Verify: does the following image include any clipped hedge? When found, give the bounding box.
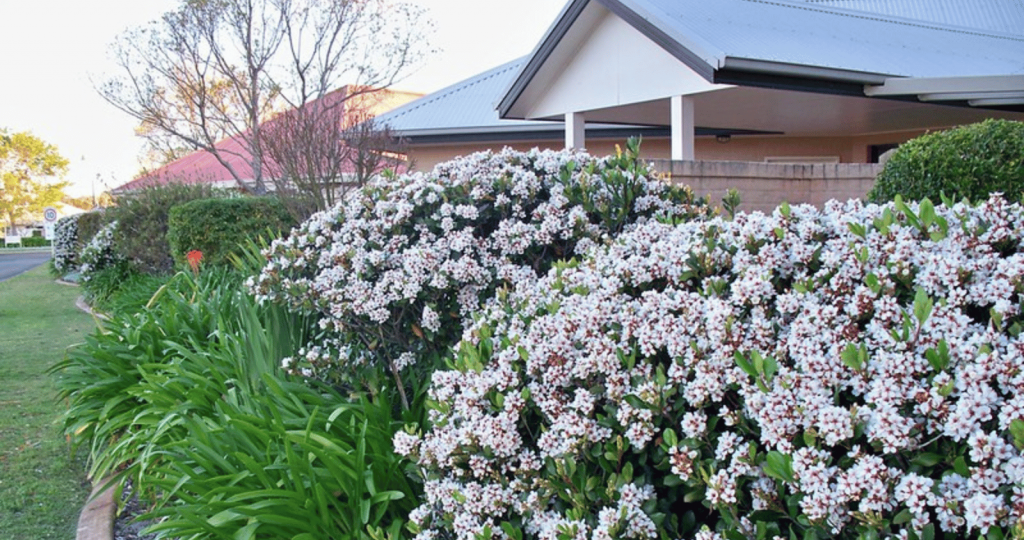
[20,236,50,247]
[109,183,219,274]
[167,196,295,267]
[869,119,1024,203]
[402,195,1024,540]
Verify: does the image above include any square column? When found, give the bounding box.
[670,95,695,161]
[565,111,586,150]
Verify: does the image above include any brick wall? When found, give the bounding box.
[648,159,883,214]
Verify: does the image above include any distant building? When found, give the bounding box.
[114,86,422,193]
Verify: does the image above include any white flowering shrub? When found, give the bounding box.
[79,220,122,282]
[53,214,80,273]
[249,141,713,387]
[401,195,1024,540]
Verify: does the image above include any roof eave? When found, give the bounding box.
[722,57,892,85]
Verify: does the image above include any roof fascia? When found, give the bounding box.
[865,75,1024,96]
[713,69,890,98]
[723,58,891,85]
[497,0,593,118]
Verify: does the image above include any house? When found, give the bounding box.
[375,0,1024,209]
[114,86,422,193]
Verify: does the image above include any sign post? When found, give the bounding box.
[43,206,58,256]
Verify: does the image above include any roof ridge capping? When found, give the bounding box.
[745,0,1024,43]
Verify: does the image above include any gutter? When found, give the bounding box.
[721,57,892,85]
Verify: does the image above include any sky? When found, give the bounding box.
[0,0,565,197]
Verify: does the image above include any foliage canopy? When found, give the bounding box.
[0,128,69,231]
[868,119,1024,203]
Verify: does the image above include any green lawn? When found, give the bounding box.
[0,264,95,538]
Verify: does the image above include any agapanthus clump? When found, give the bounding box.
[401,195,1024,540]
[249,140,713,394]
[78,220,122,282]
[53,213,80,274]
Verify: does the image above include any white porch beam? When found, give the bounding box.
[565,111,586,150]
[969,97,1024,107]
[670,95,695,161]
[919,90,1024,102]
[864,74,1024,97]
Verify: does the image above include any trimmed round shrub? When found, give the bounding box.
[401,196,1024,540]
[869,119,1024,203]
[109,183,219,274]
[249,142,714,386]
[167,196,295,267]
[53,214,80,273]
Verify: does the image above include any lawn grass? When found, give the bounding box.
[0,264,96,538]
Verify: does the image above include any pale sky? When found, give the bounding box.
[0,0,565,197]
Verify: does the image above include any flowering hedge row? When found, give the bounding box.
[53,214,79,273]
[79,220,122,282]
[250,142,713,387]
[399,195,1024,540]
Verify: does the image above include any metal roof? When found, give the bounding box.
[625,0,1024,77]
[373,57,678,142]
[499,0,1024,118]
[372,58,559,138]
[801,0,1024,36]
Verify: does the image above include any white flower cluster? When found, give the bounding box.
[53,214,80,273]
[249,145,709,379]
[78,220,122,282]
[402,196,1024,539]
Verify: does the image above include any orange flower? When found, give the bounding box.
[186,250,203,273]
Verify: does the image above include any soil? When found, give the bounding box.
[114,482,158,540]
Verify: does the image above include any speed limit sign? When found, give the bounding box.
[43,206,58,222]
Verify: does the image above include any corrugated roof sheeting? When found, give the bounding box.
[801,0,1024,35]
[628,0,1024,77]
[375,58,556,133]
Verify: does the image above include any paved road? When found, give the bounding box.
[0,251,52,282]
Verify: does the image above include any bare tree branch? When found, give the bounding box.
[258,86,409,221]
[98,0,430,195]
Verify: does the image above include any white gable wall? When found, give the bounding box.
[519,2,728,121]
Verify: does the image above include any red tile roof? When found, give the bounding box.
[116,86,422,192]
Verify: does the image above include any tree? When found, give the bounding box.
[0,129,69,232]
[258,86,408,220]
[99,0,430,195]
[64,193,113,210]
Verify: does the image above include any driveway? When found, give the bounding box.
[0,251,52,282]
